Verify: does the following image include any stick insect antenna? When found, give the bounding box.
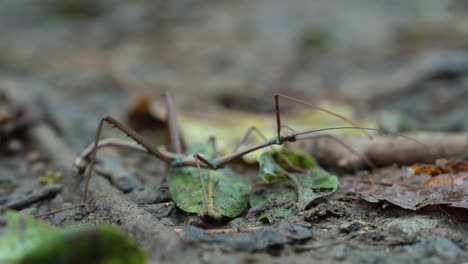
[274,93,373,141]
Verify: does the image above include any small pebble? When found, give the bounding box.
[8,139,23,152]
[26,151,41,163]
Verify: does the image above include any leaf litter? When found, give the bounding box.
[341,160,468,217]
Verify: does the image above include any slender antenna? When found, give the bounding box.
[232,126,270,153]
[165,91,182,154]
[274,93,373,140]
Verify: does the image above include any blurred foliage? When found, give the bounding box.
[0,211,145,264]
[297,27,332,53]
[37,170,63,185]
[397,22,465,53]
[51,0,99,18]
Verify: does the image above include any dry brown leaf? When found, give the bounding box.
[341,168,468,218]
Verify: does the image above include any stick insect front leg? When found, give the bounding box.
[79,91,186,204]
[81,116,175,204]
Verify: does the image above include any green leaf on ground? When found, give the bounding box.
[0,211,145,264]
[274,151,318,171]
[290,167,338,210]
[251,150,338,221]
[169,166,251,219]
[0,211,55,263]
[168,139,251,219]
[258,151,288,182]
[185,140,217,159]
[249,187,297,223]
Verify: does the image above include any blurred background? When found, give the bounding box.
[1,0,468,151]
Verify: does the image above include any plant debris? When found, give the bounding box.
[37,170,64,185]
[341,163,468,219]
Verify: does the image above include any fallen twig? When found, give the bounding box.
[174,226,264,234]
[0,184,62,211]
[288,132,468,169]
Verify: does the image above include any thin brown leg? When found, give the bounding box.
[231,126,309,173]
[274,93,372,140]
[193,153,216,169]
[232,126,269,153]
[82,116,172,203]
[280,124,296,134]
[74,138,149,172]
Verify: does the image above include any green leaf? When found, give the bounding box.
[290,167,338,210]
[253,150,338,218]
[168,167,251,219]
[257,151,288,182]
[21,226,145,264]
[0,211,56,263]
[249,189,296,208]
[0,211,145,264]
[249,187,297,223]
[185,140,217,159]
[258,208,295,223]
[275,151,318,171]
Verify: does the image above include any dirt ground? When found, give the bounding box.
[0,1,467,263]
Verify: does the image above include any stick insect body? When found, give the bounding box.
[75,92,431,214]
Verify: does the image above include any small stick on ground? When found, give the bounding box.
[0,184,63,211]
[173,226,264,234]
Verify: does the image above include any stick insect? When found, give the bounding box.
[72,92,431,219]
